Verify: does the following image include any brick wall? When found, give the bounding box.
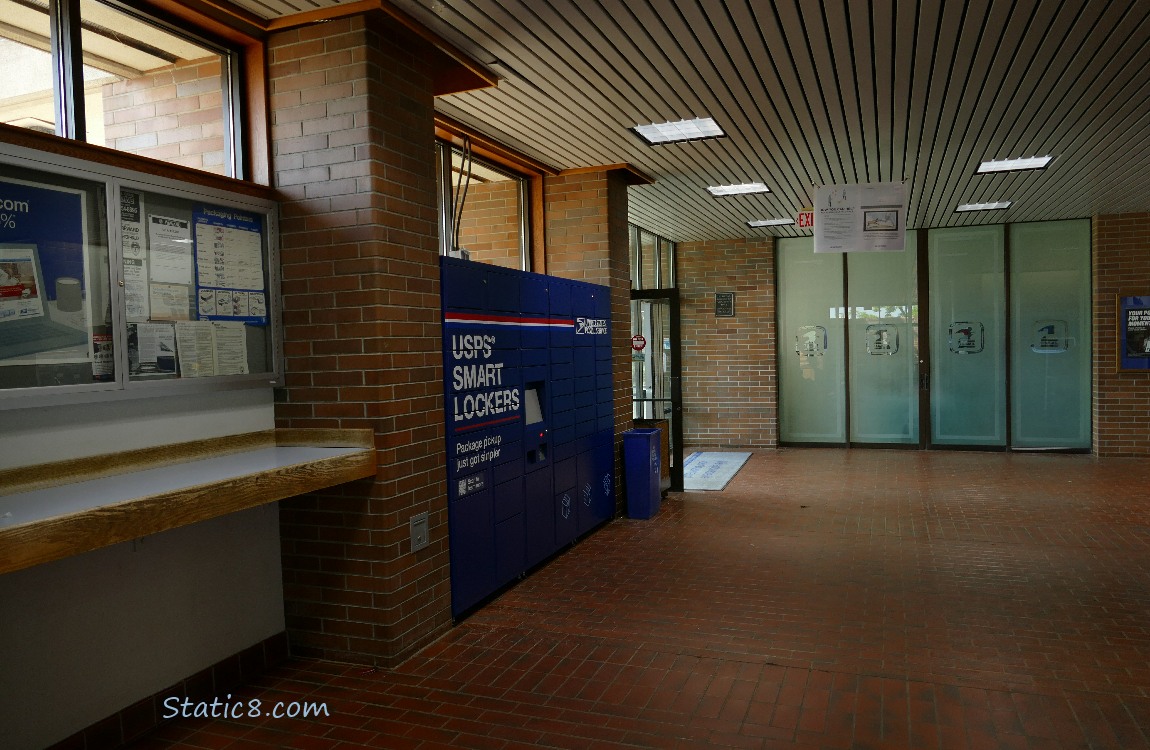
[455,179,521,268]
[677,237,777,448]
[545,169,633,509]
[101,57,226,174]
[1092,212,1150,457]
[269,14,449,667]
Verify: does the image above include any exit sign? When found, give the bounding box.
[797,210,814,229]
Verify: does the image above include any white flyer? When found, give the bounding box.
[148,215,193,284]
[814,182,906,253]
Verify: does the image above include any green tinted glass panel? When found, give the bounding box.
[847,234,919,443]
[929,226,1006,445]
[778,237,846,443]
[1010,220,1091,448]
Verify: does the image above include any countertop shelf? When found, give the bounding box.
[0,428,376,575]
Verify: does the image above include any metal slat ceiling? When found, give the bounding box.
[242,0,1150,242]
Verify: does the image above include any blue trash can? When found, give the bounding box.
[623,428,662,519]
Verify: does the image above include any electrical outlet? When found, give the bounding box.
[410,512,429,552]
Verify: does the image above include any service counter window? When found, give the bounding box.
[0,142,279,408]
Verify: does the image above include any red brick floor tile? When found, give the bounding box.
[126,449,1150,749]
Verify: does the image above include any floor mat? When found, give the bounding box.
[682,451,752,490]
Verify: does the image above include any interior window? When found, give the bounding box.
[0,0,58,135]
[440,141,528,270]
[0,0,237,177]
[81,0,231,175]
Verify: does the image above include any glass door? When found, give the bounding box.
[777,238,847,444]
[1009,219,1091,449]
[928,226,1007,447]
[847,234,920,444]
[631,290,684,490]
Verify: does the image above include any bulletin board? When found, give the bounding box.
[0,141,281,408]
[121,187,272,381]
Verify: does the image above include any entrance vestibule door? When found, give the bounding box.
[631,290,684,490]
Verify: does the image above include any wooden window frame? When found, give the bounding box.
[8,0,270,186]
[435,114,558,273]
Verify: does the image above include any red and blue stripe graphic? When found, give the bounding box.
[444,312,574,328]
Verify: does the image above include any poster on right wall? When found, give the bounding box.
[1117,295,1150,371]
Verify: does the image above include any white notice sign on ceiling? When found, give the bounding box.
[814,182,906,253]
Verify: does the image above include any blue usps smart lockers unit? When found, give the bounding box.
[441,257,615,617]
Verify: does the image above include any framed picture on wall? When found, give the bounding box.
[1117,294,1150,372]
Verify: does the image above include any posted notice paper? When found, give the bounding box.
[148,215,193,284]
[814,182,906,253]
[175,320,248,377]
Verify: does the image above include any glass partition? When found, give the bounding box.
[629,225,676,290]
[776,221,1089,450]
[658,236,675,288]
[777,237,846,443]
[928,226,1006,446]
[639,229,657,288]
[1010,220,1091,449]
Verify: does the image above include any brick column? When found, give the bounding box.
[1092,212,1150,457]
[269,15,449,666]
[544,168,634,509]
[677,238,777,448]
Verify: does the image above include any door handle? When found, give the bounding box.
[919,372,930,391]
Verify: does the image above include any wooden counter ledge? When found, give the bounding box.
[0,429,376,576]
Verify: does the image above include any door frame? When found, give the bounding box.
[630,288,685,491]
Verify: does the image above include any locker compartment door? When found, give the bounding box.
[449,489,495,617]
[524,467,554,568]
[555,487,578,547]
[495,514,526,586]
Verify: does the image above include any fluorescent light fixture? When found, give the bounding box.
[956,201,1012,212]
[977,156,1053,173]
[707,182,770,196]
[633,117,724,145]
[748,218,794,227]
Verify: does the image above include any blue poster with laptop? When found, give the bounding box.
[0,177,90,361]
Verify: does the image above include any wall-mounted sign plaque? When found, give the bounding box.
[715,292,735,317]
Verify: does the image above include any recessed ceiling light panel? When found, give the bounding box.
[707,182,770,196]
[977,156,1053,173]
[748,218,794,227]
[956,201,1012,212]
[633,117,724,145]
